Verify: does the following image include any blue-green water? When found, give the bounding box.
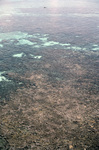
[0,0,99,149]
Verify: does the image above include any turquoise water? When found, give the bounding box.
[0,0,99,82]
[0,0,99,149]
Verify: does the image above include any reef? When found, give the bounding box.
[0,48,99,149]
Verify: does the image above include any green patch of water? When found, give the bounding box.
[13,52,25,58]
[30,54,42,59]
[39,37,48,42]
[0,31,32,41]
[42,41,59,47]
[0,31,98,52]
[66,47,71,49]
[71,46,82,50]
[93,44,98,47]
[0,71,10,82]
[33,45,40,48]
[16,39,36,46]
[0,31,72,49]
[0,44,3,47]
[60,43,71,46]
[92,47,99,51]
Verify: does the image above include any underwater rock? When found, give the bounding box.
[86,135,99,150]
[0,135,10,150]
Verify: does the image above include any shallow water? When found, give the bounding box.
[0,0,99,149]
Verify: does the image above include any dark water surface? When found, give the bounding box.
[0,0,99,149]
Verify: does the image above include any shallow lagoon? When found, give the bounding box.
[0,0,99,149]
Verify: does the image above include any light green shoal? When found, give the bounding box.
[13,52,25,58]
[0,71,10,82]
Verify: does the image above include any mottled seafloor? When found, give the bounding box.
[0,0,99,149]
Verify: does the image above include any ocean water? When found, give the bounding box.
[0,0,99,149]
